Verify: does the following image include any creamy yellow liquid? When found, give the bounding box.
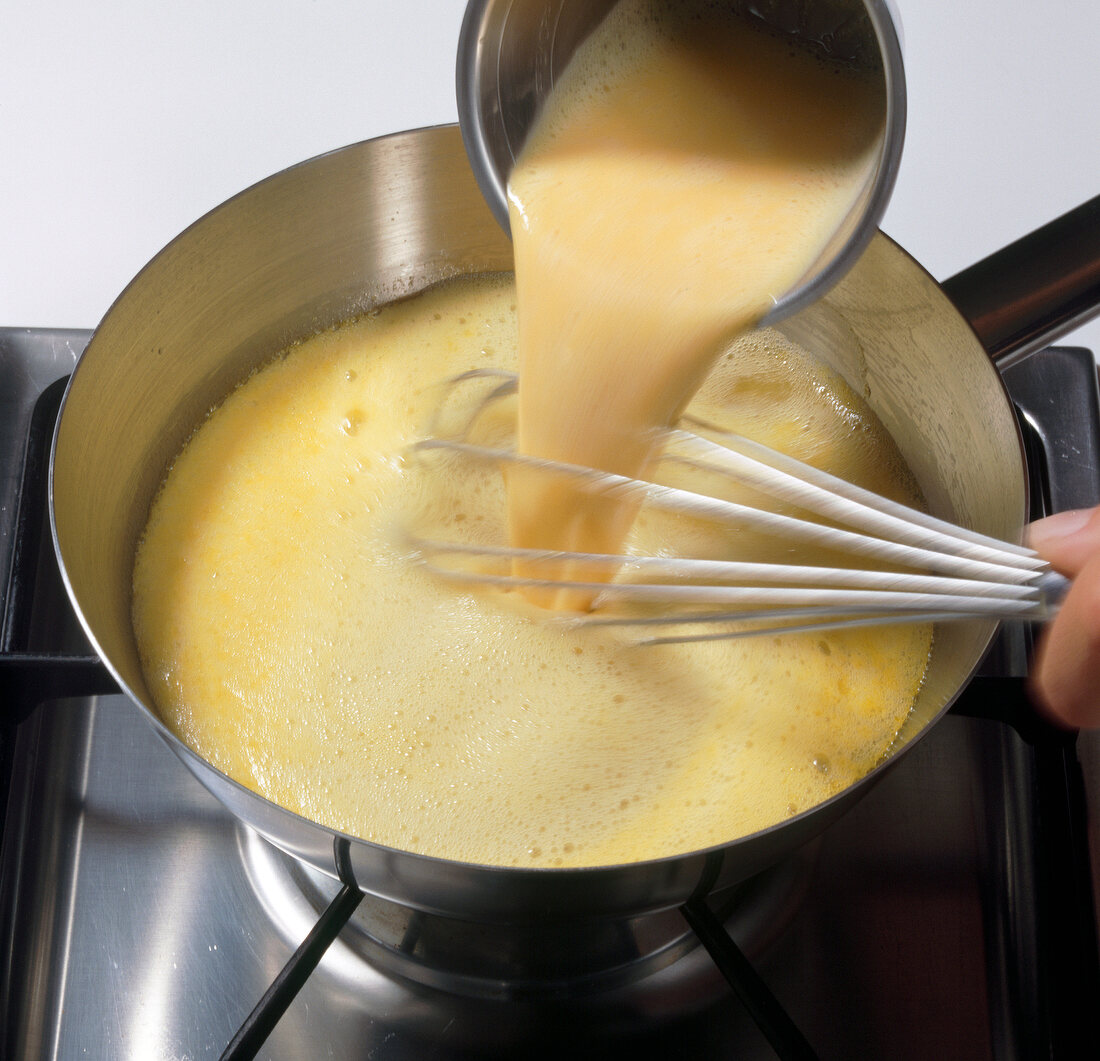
[507,0,886,597]
[132,276,931,868]
[131,5,921,869]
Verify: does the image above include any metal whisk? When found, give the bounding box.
[408,370,1067,644]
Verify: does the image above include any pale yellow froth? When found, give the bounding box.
[132,276,930,868]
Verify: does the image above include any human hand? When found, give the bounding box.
[1026,506,1100,729]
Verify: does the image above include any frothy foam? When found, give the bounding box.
[132,276,930,868]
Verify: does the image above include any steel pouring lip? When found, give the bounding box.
[455,0,907,328]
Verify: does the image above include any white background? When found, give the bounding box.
[3,0,1099,355]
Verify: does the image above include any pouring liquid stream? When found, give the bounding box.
[505,0,887,607]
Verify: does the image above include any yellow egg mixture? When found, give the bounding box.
[132,275,931,868]
[132,2,925,868]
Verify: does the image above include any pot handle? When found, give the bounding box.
[940,195,1100,368]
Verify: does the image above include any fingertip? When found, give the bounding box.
[1029,555,1100,730]
[1028,506,1100,576]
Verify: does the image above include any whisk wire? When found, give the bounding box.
[416,436,1044,586]
[669,424,1041,566]
[409,378,1067,644]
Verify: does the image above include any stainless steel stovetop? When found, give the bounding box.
[2,328,1099,1060]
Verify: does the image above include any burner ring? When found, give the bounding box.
[238,825,817,1004]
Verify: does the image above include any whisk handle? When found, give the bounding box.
[1038,569,1071,616]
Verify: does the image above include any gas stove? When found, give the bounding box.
[2,328,1099,1059]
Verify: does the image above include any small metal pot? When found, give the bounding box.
[455,0,907,326]
[49,125,1100,923]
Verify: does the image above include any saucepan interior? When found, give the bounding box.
[50,125,1025,921]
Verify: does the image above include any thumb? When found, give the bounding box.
[1030,553,1100,729]
[1027,506,1100,576]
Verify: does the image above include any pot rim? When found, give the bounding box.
[46,124,1020,915]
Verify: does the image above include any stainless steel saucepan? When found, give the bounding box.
[49,124,1100,924]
